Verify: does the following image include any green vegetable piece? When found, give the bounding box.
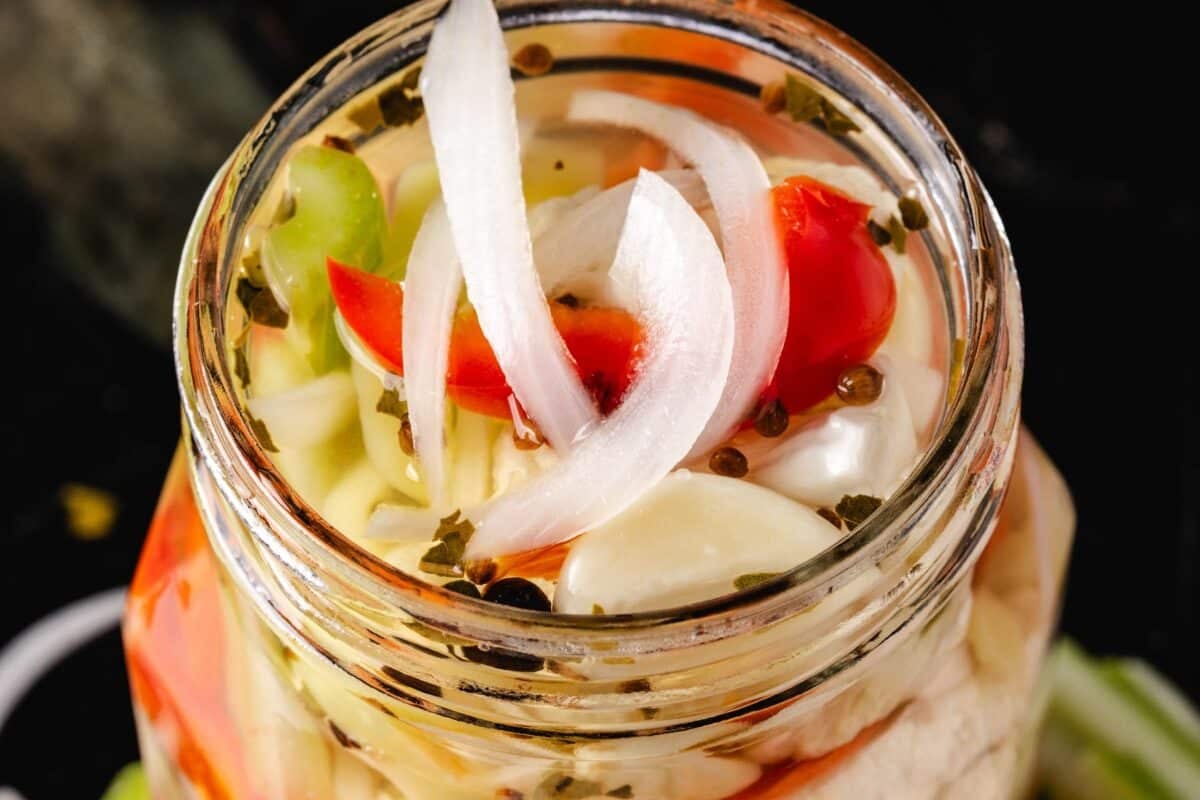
[100,763,150,800]
[304,303,349,374]
[1043,640,1200,798]
[898,196,929,231]
[1096,658,1200,763]
[835,494,882,530]
[263,144,386,371]
[1041,717,1172,800]
[734,572,781,591]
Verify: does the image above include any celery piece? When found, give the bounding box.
[1097,658,1200,765]
[263,145,386,372]
[1040,718,1172,800]
[100,764,149,800]
[1043,640,1200,798]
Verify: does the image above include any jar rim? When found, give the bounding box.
[176,0,1022,653]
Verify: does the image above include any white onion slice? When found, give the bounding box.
[246,372,356,449]
[465,170,734,559]
[567,90,788,458]
[401,198,461,508]
[365,503,468,542]
[421,0,598,452]
[333,312,403,392]
[533,169,707,297]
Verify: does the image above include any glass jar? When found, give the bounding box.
[122,1,1076,797]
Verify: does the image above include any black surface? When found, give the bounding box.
[0,2,1195,796]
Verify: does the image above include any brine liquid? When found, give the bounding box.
[236,68,952,591]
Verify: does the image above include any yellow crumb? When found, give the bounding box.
[59,483,119,541]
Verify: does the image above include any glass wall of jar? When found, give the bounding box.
[123,1,1075,797]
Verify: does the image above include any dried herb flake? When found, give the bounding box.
[420,511,477,578]
[235,277,288,328]
[419,533,467,577]
[535,775,603,800]
[783,73,860,136]
[434,509,476,542]
[248,413,278,453]
[376,387,409,420]
[328,720,360,749]
[734,572,781,591]
[378,66,425,127]
[234,345,252,390]
[607,787,634,799]
[835,494,882,530]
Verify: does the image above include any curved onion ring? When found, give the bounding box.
[465,170,734,559]
[421,0,598,452]
[567,90,789,459]
[401,198,461,508]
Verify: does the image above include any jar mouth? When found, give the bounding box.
[176,0,1021,651]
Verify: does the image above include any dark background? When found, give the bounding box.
[0,1,1195,796]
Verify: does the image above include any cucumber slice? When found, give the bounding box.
[1044,640,1200,798]
[263,145,387,372]
[99,764,149,800]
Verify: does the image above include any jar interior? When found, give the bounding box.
[220,7,963,605]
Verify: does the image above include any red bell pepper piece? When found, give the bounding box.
[327,257,643,419]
